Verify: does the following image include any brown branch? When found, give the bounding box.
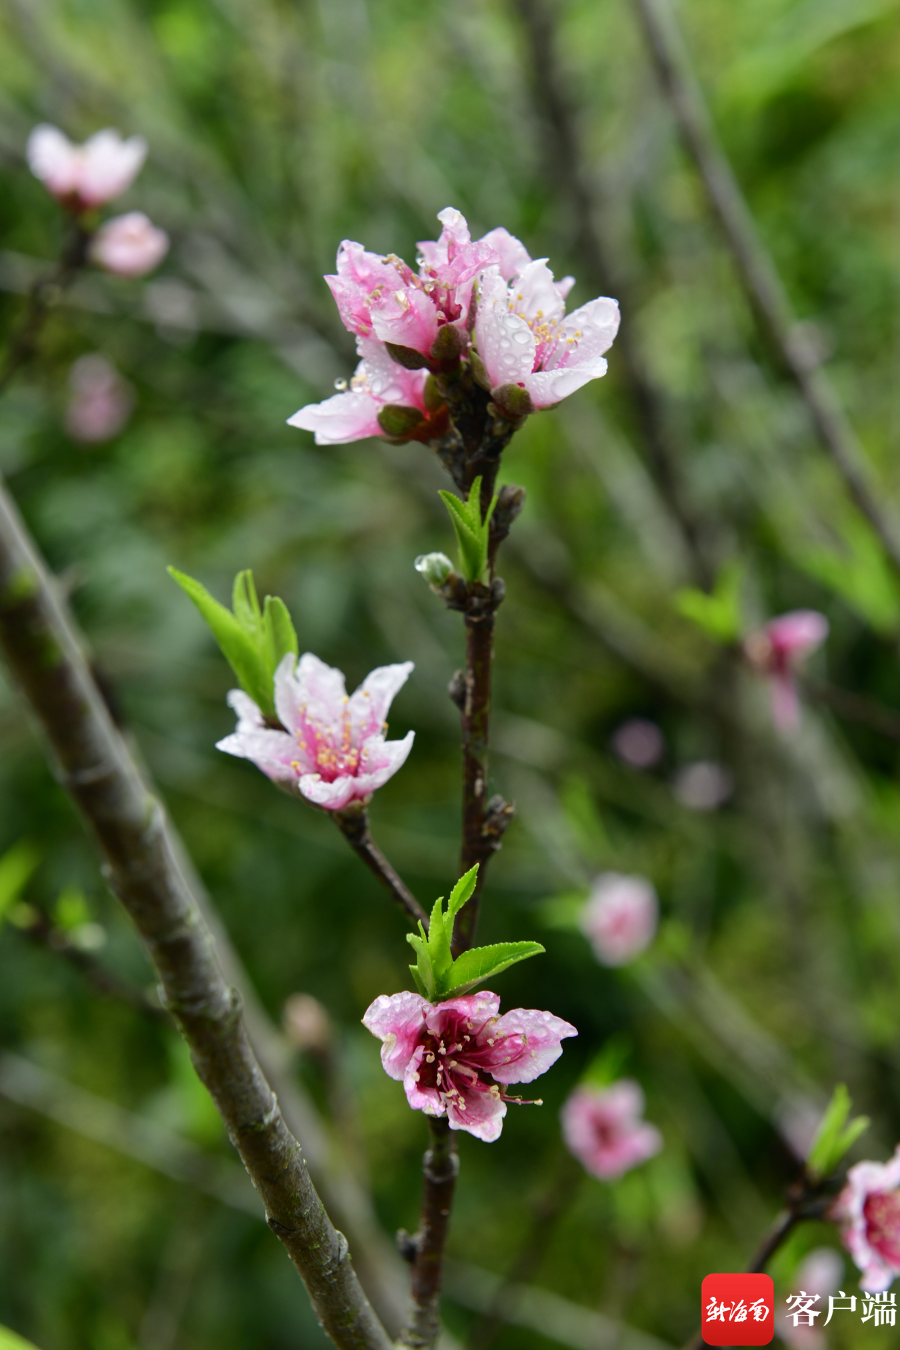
[333,802,429,928]
[803,678,900,744]
[401,1117,459,1349]
[631,0,900,582]
[0,477,392,1350]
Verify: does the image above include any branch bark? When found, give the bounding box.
[401,1117,459,1349]
[0,477,392,1350]
[334,802,429,928]
[0,224,90,395]
[631,0,900,581]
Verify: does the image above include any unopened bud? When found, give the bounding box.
[283,992,332,1054]
[414,552,453,587]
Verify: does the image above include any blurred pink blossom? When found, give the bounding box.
[745,610,829,732]
[90,212,169,278]
[833,1146,900,1292]
[288,338,430,445]
[363,989,576,1142]
[65,354,134,444]
[673,760,734,812]
[580,873,658,966]
[561,1080,662,1179]
[217,653,414,811]
[27,125,147,211]
[781,1248,844,1349]
[474,262,619,412]
[612,718,665,769]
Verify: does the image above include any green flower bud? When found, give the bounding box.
[414,552,454,587]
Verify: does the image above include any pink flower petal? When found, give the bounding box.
[216,727,297,782]
[521,356,609,409]
[766,610,830,659]
[348,661,414,740]
[580,873,658,966]
[78,129,148,207]
[513,259,566,327]
[370,286,441,357]
[287,390,382,445]
[474,267,536,390]
[446,1084,507,1142]
[477,227,532,281]
[362,991,428,1080]
[485,1007,578,1084]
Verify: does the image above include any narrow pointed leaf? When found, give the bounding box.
[409,964,427,997]
[446,865,479,924]
[807,1083,868,1177]
[168,568,271,711]
[441,940,545,997]
[427,895,453,980]
[232,569,262,633]
[263,595,299,676]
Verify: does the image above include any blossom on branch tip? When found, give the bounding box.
[288,338,430,445]
[561,1080,662,1180]
[90,212,169,278]
[833,1146,900,1292]
[216,652,415,811]
[580,873,658,966]
[744,610,829,732]
[473,263,619,413]
[362,989,576,1142]
[27,125,147,211]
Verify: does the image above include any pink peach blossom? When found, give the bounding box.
[561,1080,662,1180]
[833,1145,900,1292]
[326,207,496,359]
[216,652,414,811]
[287,338,430,445]
[363,989,577,1142]
[745,610,829,732]
[90,212,169,278]
[474,262,619,411]
[580,873,658,966]
[27,125,147,211]
[65,354,134,443]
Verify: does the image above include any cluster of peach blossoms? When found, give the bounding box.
[289,206,621,445]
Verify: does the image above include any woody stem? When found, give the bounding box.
[454,608,496,953]
[333,803,428,929]
[0,223,90,397]
[400,1116,459,1349]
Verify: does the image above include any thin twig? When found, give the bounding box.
[0,224,90,396]
[333,803,429,928]
[631,0,900,581]
[0,477,392,1350]
[803,678,900,744]
[401,1116,459,1349]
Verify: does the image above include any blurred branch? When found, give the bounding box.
[0,226,89,396]
[631,0,900,581]
[445,1261,674,1350]
[0,1050,258,1215]
[466,1153,582,1350]
[16,907,169,1021]
[334,803,429,928]
[804,678,900,744]
[512,0,715,587]
[0,479,392,1350]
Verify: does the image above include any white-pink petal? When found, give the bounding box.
[362,991,428,1080]
[475,267,536,389]
[487,1008,578,1084]
[288,390,382,445]
[521,357,609,409]
[348,661,414,740]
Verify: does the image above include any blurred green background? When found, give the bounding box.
[1,0,900,1346]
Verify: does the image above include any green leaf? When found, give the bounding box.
[443,941,545,997]
[0,840,39,927]
[232,569,262,634]
[446,864,479,924]
[262,595,298,677]
[406,927,436,1001]
[438,476,498,583]
[168,567,270,710]
[427,894,453,982]
[0,1326,43,1350]
[674,558,743,644]
[806,1083,870,1178]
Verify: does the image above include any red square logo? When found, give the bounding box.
[701,1273,774,1345]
